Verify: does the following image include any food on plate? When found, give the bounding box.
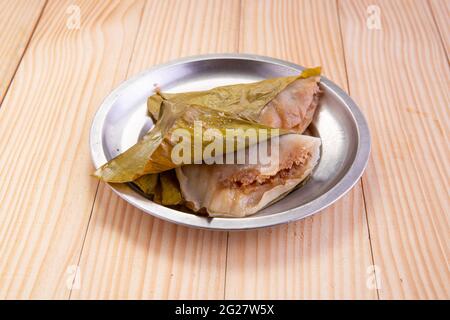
[94,68,322,217]
[94,100,283,183]
[148,67,321,133]
[176,134,321,217]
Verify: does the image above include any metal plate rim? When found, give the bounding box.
[90,53,371,230]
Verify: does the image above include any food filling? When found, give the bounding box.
[221,148,312,193]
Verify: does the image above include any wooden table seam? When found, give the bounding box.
[0,0,48,108]
[427,0,449,62]
[336,0,380,300]
[66,0,149,299]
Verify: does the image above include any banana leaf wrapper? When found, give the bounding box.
[135,171,181,205]
[133,173,158,195]
[159,170,182,205]
[147,67,321,124]
[94,100,286,183]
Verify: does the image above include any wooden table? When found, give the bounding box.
[0,0,448,300]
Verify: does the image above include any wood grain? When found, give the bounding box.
[0,0,448,300]
[339,0,449,299]
[71,0,240,299]
[225,0,376,299]
[0,0,46,105]
[0,0,144,299]
[429,0,450,57]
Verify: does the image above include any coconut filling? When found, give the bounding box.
[220,148,312,194]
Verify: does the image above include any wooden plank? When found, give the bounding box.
[429,0,450,57]
[225,0,376,299]
[71,0,240,299]
[0,0,145,299]
[339,0,449,299]
[0,0,46,104]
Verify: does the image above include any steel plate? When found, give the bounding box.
[90,54,370,230]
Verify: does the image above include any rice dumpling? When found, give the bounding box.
[94,67,323,217]
[148,67,321,133]
[176,133,321,217]
[94,100,284,183]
